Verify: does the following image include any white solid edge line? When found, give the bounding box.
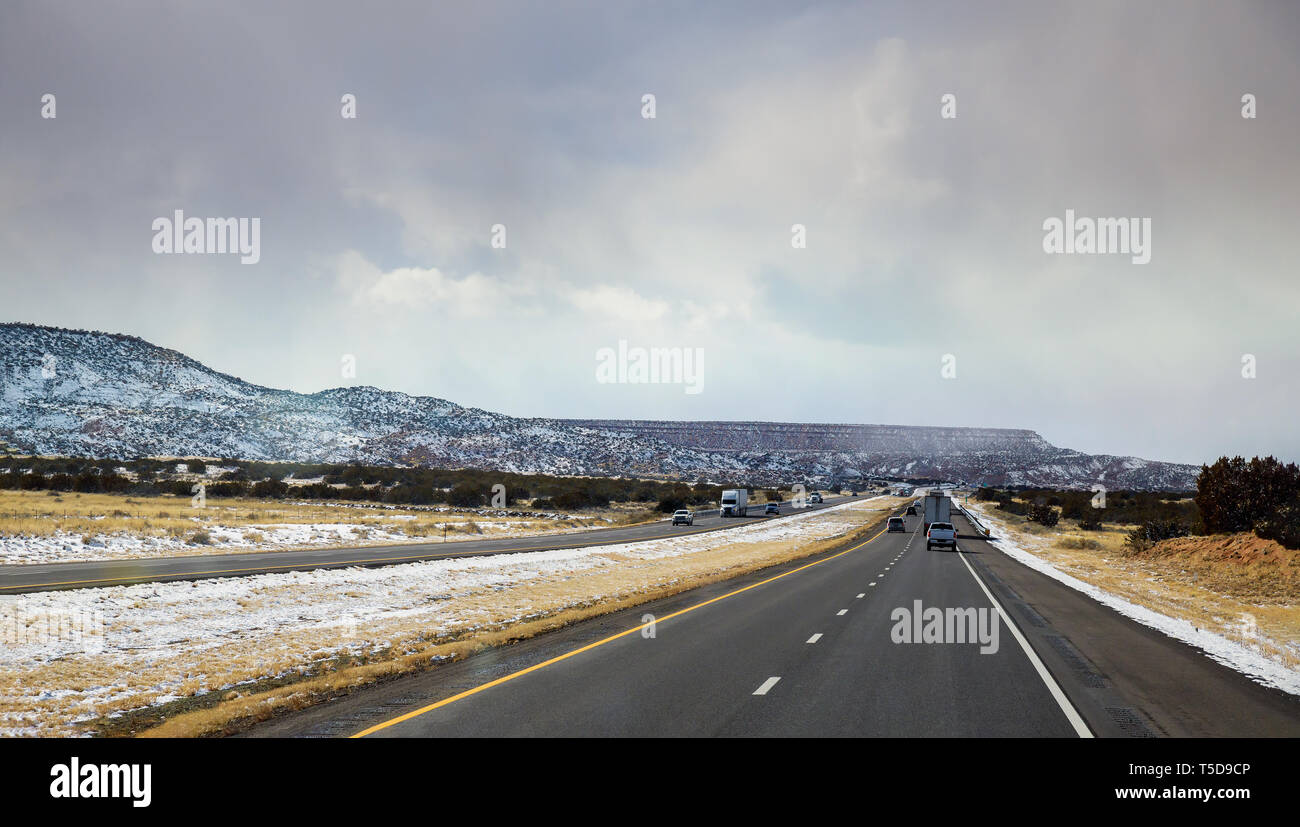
[956,545,1093,738]
[807,633,823,644]
[753,676,781,695]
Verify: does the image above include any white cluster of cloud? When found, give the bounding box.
[0,1,1296,464]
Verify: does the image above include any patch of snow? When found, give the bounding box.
[965,501,1300,696]
[0,497,886,735]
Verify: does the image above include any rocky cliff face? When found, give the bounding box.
[565,419,1055,454]
[0,323,1201,489]
[563,419,1197,489]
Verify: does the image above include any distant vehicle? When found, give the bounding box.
[764,503,781,516]
[905,505,917,515]
[809,492,823,504]
[926,521,956,550]
[923,492,951,530]
[720,489,748,517]
[887,516,906,532]
[672,509,694,526]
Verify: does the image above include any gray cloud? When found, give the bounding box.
[0,0,1296,466]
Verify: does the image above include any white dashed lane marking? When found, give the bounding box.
[753,677,781,695]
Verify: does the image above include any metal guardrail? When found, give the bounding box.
[957,503,992,538]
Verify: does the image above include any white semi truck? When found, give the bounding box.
[720,489,749,517]
[923,491,957,550]
[923,491,951,530]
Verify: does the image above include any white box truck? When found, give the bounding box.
[720,489,748,517]
[923,491,951,530]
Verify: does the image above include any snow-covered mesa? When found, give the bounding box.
[0,323,1201,489]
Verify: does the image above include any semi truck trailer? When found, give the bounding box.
[923,491,951,530]
[720,489,748,517]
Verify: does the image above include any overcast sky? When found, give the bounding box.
[1,1,1297,465]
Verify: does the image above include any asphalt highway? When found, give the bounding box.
[340,511,1083,736]
[0,495,856,593]
[244,509,1300,738]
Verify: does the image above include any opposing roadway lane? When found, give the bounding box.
[249,510,1300,738]
[0,496,857,594]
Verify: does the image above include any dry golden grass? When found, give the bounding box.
[0,489,628,556]
[114,502,894,738]
[969,504,1300,674]
[1120,532,1300,604]
[612,508,662,527]
[1054,535,1102,550]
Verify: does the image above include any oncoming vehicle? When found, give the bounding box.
[809,492,824,504]
[887,516,906,532]
[764,503,781,516]
[672,509,694,526]
[720,489,748,517]
[926,521,957,550]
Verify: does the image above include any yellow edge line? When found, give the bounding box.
[350,524,887,738]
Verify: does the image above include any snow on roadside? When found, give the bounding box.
[964,500,1300,695]
[0,516,592,565]
[0,497,885,736]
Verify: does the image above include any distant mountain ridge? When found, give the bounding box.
[563,419,1200,490]
[0,323,1201,489]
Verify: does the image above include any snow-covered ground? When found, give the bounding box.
[963,500,1300,696]
[0,515,604,565]
[0,497,887,736]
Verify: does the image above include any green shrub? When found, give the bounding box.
[1076,513,1103,531]
[997,499,1028,516]
[1028,503,1060,527]
[657,495,686,513]
[446,483,484,508]
[1255,498,1300,549]
[1125,519,1189,552]
[250,479,289,499]
[1196,456,1299,534]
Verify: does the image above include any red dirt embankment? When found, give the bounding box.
[1125,533,1300,603]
